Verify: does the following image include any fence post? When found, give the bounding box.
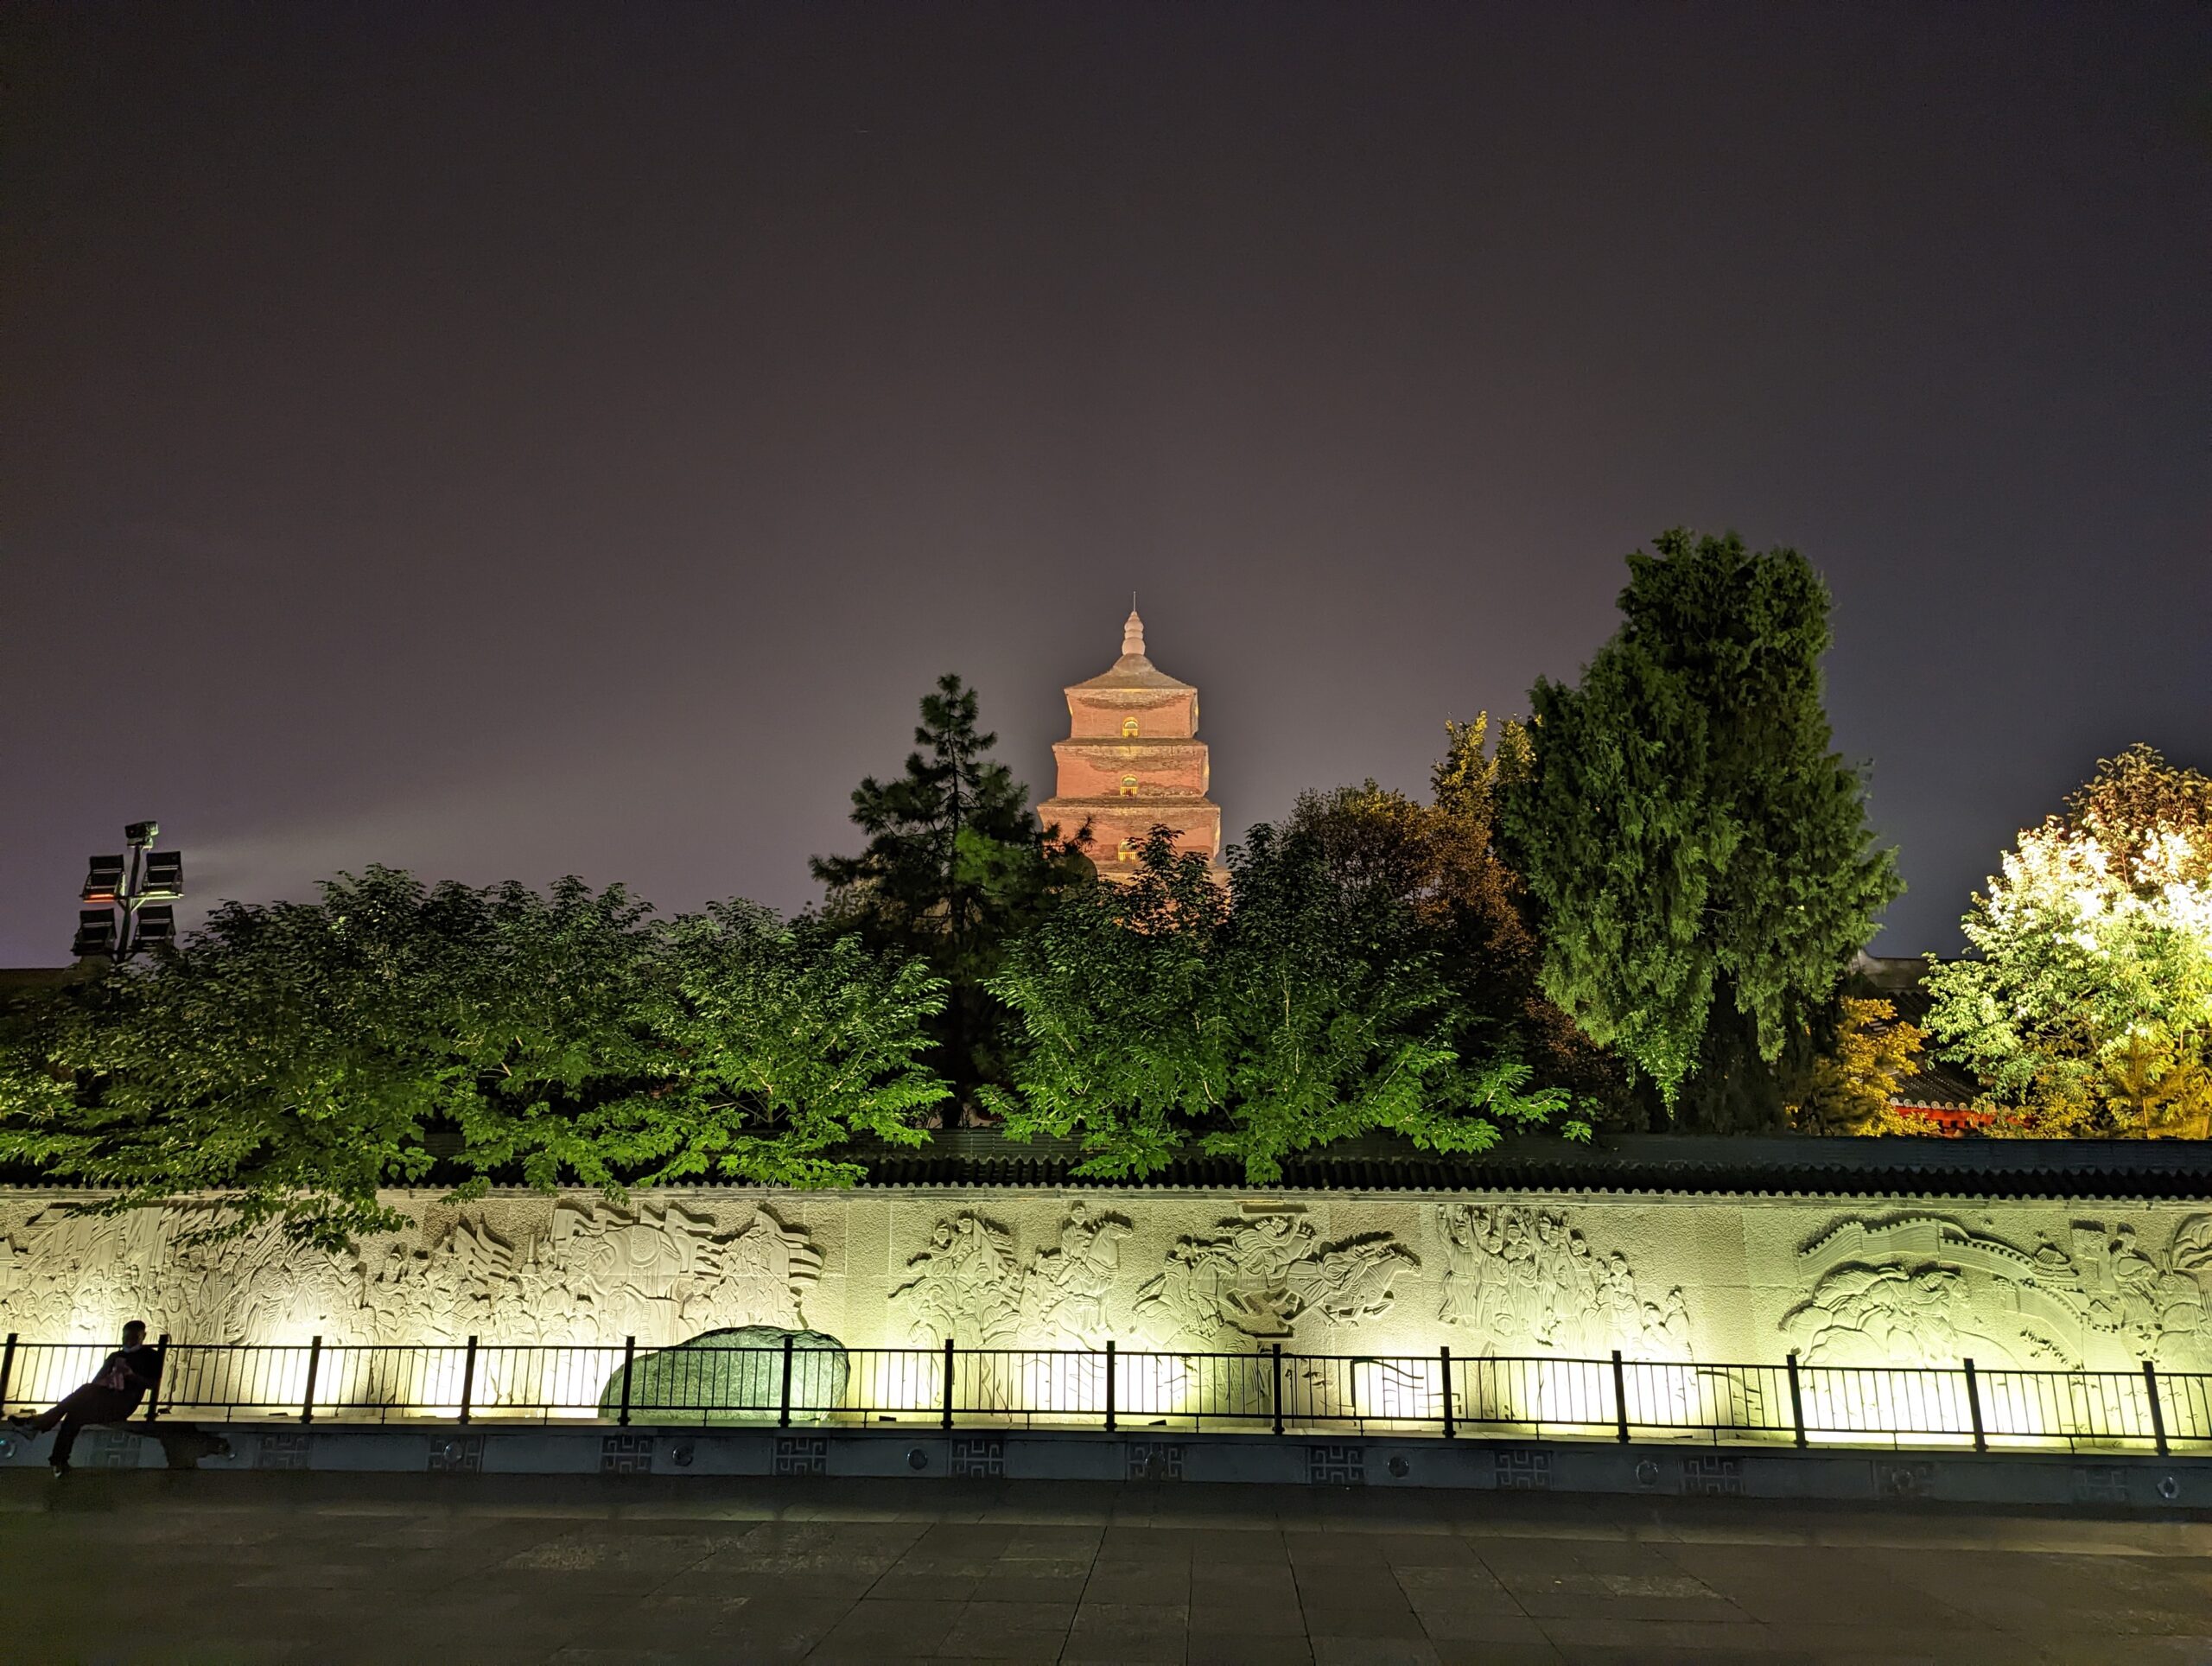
[0,1332,16,1414]
[1785,1350,1807,1450]
[1440,1346,1454,1440]
[1271,1344,1285,1437]
[145,1333,168,1424]
[301,1335,322,1426]
[1962,1357,1985,1453]
[941,1338,956,1431]
[779,1334,796,1428]
[616,1336,636,1427]
[459,1336,478,1427]
[1104,1340,1117,1434]
[1610,1349,1629,1444]
[2144,1360,2170,1458]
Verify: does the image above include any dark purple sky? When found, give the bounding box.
[4,3,2207,964]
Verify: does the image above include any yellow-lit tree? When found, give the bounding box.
[1924,747,2212,1139]
[1786,997,1923,1136]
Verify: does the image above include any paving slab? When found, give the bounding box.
[7,1469,2212,1662]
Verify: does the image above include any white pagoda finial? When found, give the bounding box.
[1122,606,1146,658]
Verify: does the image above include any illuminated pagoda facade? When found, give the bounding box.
[1037,608,1226,881]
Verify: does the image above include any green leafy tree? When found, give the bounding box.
[992,826,1576,1181]
[584,902,950,1186]
[1924,746,2212,1138]
[1501,529,1902,1127]
[0,868,950,1248]
[1286,715,1625,1118]
[813,673,1088,1108]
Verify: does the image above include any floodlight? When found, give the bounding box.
[141,850,184,899]
[73,910,117,957]
[82,855,125,903]
[73,821,186,958]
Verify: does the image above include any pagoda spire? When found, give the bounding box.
[1122,606,1146,658]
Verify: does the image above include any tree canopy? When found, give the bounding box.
[0,868,948,1247]
[990,824,1578,1182]
[1500,529,1902,1127]
[1923,746,2212,1138]
[1286,715,1624,1116]
[1784,996,1924,1136]
[812,673,1089,1108]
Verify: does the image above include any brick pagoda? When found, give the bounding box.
[1038,608,1226,881]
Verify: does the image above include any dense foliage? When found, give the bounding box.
[22,533,2196,1218]
[811,673,1090,1110]
[1501,529,1902,1128]
[1784,997,1924,1136]
[1924,747,2212,1138]
[0,869,947,1247]
[1286,716,1625,1116]
[991,824,1580,1182]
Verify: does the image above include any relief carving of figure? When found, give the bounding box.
[0,1195,823,1351]
[1785,1212,2212,1370]
[893,1206,1138,1350]
[1435,1204,1687,1359]
[1020,1203,1131,1346]
[1794,1264,1968,1368]
[891,1213,1025,1348]
[1135,1212,1414,1345]
[539,1199,820,1340]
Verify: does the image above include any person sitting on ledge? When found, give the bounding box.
[8,1319,163,1474]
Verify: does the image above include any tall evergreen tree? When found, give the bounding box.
[813,674,1088,1107]
[1500,529,1901,1128]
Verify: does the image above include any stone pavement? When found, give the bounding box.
[5,1471,2211,1663]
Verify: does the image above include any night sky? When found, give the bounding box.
[4,3,2207,966]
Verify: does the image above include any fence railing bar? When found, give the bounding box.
[3,1338,2206,1453]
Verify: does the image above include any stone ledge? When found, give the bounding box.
[7,1421,2206,1511]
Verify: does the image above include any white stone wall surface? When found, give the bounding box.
[3,1186,2211,1375]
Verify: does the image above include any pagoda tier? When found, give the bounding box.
[1037,609,1227,880]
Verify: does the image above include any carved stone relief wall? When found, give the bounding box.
[0,1194,822,1351]
[1434,1204,1691,1360]
[5,1186,2212,1377]
[1134,1210,1414,1346]
[890,1203,1132,1349]
[1783,1211,2212,1371]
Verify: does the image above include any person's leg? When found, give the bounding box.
[42,1388,136,1469]
[49,1411,86,1468]
[26,1384,105,1434]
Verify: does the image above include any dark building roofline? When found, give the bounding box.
[10,1131,2208,1205]
[835,1131,2212,1201]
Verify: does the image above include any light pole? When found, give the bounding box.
[74,820,185,961]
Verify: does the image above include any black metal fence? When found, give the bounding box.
[3,1331,2207,1456]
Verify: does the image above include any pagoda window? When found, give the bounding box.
[1116,839,1137,863]
[1120,775,1138,797]
[1122,717,1140,737]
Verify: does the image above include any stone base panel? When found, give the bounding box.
[3,1421,2203,1511]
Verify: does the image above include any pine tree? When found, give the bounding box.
[813,674,1088,1109]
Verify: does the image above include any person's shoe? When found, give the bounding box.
[5,1414,37,1434]
[48,1458,70,1476]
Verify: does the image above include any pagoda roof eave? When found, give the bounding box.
[1039,793,1223,808]
[1068,654,1195,693]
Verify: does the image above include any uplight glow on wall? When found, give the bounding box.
[4,1186,2211,1453]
